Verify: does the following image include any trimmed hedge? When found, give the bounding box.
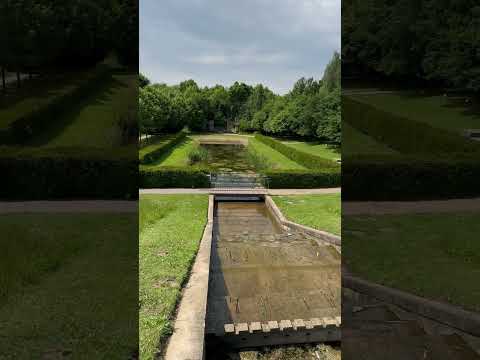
[343,154,480,200]
[139,131,186,164]
[343,97,480,154]
[5,66,113,144]
[254,134,339,169]
[0,146,137,199]
[140,167,210,188]
[263,168,341,189]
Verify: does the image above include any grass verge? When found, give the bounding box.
[273,194,341,235]
[139,194,208,360]
[344,212,480,312]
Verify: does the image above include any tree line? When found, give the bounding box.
[139,52,341,144]
[0,0,138,91]
[342,0,480,91]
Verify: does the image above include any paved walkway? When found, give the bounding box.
[0,201,137,213]
[140,188,341,195]
[344,198,480,215]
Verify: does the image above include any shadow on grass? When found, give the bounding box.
[365,88,480,127]
[27,74,128,146]
[0,72,90,110]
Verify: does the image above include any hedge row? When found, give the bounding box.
[0,147,137,199]
[254,134,339,169]
[139,131,186,164]
[343,97,480,154]
[4,65,112,144]
[140,167,210,188]
[262,168,341,189]
[343,154,480,200]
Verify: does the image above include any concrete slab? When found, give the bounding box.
[164,195,214,360]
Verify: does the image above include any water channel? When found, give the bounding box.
[205,198,341,357]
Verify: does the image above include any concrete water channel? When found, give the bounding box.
[204,195,341,356]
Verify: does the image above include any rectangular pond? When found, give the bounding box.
[200,143,256,173]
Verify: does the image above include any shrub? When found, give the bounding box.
[140,167,210,188]
[343,154,480,200]
[6,65,112,144]
[343,97,480,154]
[254,134,338,169]
[187,144,208,165]
[262,168,341,188]
[140,131,186,164]
[0,146,137,199]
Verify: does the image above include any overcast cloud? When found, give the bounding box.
[140,0,340,94]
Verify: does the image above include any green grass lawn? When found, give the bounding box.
[343,122,397,156]
[0,213,138,358]
[344,212,480,312]
[349,92,480,133]
[140,194,208,360]
[0,70,94,131]
[139,134,176,160]
[280,140,340,161]
[273,194,341,235]
[32,73,137,148]
[140,137,197,170]
[248,138,306,170]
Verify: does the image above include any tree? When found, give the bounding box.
[139,73,150,88]
[322,52,341,92]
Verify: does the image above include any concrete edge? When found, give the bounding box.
[343,274,480,337]
[163,196,215,360]
[208,195,214,223]
[223,316,342,335]
[265,195,341,247]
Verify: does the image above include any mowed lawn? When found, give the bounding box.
[0,70,95,131]
[139,134,177,160]
[273,193,341,235]
[35,73,137,148]
[343,212,480,312]
[281,140,340,161]
[0,213,138,358]
[349,92,480,133]
[342,122,397,156]
[248,138,306,170]
[139,194,208,360]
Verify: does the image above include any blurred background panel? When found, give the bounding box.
[0,0,139,358]
[342,0,480,358]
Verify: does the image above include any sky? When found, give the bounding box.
[140,0,340,95]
